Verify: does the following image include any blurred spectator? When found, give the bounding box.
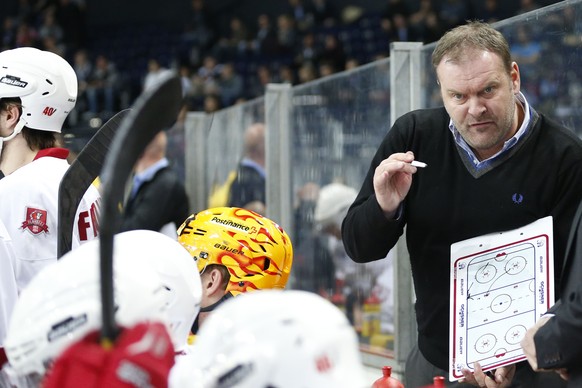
[37,10,64,47]
[252,13,279,56]
[228,123,266,211]
[510,25,542,77]
[217,62,243,106]
[203,94,221,113]
[213,16,249,61]
[1,17,18,49]
[143,58,174,92]
[295,31,320,67]
[121,131,190,238]
[298,62,318,84]
[277,13,297,56]
[310,0,339,27]
[247,64,273,99]
[54,0,86,51]
[382,0,412,20]
[40,34,66,57]
[517,0,542,15]
[477,0,508,23]
[286,0,313,32]
[180,0,216,65]
[278,64,298,85]
[438,0,472,30]
[319,34,346,71]
[195,55,222,96]
[15,22,37,47]
[85,54,120,116]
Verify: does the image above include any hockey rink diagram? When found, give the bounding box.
[449,217,554,380]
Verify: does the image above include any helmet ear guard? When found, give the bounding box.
[177,207,293,296]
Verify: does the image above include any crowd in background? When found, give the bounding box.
[0,0,562,134]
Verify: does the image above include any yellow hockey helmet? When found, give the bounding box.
[177,207,293,296]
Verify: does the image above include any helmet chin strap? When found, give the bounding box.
[0,118,26,158]
[191,292,233,334]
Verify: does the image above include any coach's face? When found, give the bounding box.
[437,49,521,161]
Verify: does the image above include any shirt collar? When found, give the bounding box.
[241,157,266,178]
[448,92,531,168]
[134,157,169,183]
[33,147,69,161]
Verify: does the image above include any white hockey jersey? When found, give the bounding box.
[0,148,100,292]
[0,220,17,348]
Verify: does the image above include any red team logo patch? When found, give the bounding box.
[21,207,49,235]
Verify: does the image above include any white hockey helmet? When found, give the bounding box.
[3,232,174,380]
[116,230,202,352]
[169,290,368,388]
[0,47,77,134]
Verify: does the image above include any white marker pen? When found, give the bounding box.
[411,160,427,168]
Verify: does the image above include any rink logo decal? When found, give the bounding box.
[42,106,57,116]
[20,207,49,235]
[0,75,27,88]
[48,314,88,342]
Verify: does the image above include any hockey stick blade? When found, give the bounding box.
[99,74,183,343]
[57,109,131,258]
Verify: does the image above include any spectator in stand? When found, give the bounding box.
[1,17,17,49]
[85,54,119,116]
[286,0,313,33]
[252,13,279,56]
[382,0,411,21]
[121,131,190,238]
[217,62,243,107]
[276,13,297,56]
[298,62,318,84]
[319,34,346,72]
[310,0,339,27]
[54,0,86,51]
[247,64,273,99]
[143,58,174,92]
[213,16,249,61]
[278,64,297,85]
[37,10,64,49]
[72,49,92,114]
[295,31,320,67]
[517,0,542,15]
[228,123,266,211]
[203,94,221,113]
[438,0,473,30]
[14,22,38,47]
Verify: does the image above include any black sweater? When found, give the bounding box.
[342,107,582,370]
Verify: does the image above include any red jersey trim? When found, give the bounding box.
[33,148,69,161]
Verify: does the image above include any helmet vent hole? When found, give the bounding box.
[42,91,49,96]
[46,79,53,85]
[263,258,270,270]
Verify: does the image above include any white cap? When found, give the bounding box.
[314,183,357,229]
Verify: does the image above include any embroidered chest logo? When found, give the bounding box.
[512,193,524,204]
[21,207,49,235]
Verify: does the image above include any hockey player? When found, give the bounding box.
[177,207,293,333]
[169,289,369,388]
[3,230,202,387]
[0,47,101,293]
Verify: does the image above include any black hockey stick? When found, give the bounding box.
[99,73,182,344]
[57,109,131,259]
